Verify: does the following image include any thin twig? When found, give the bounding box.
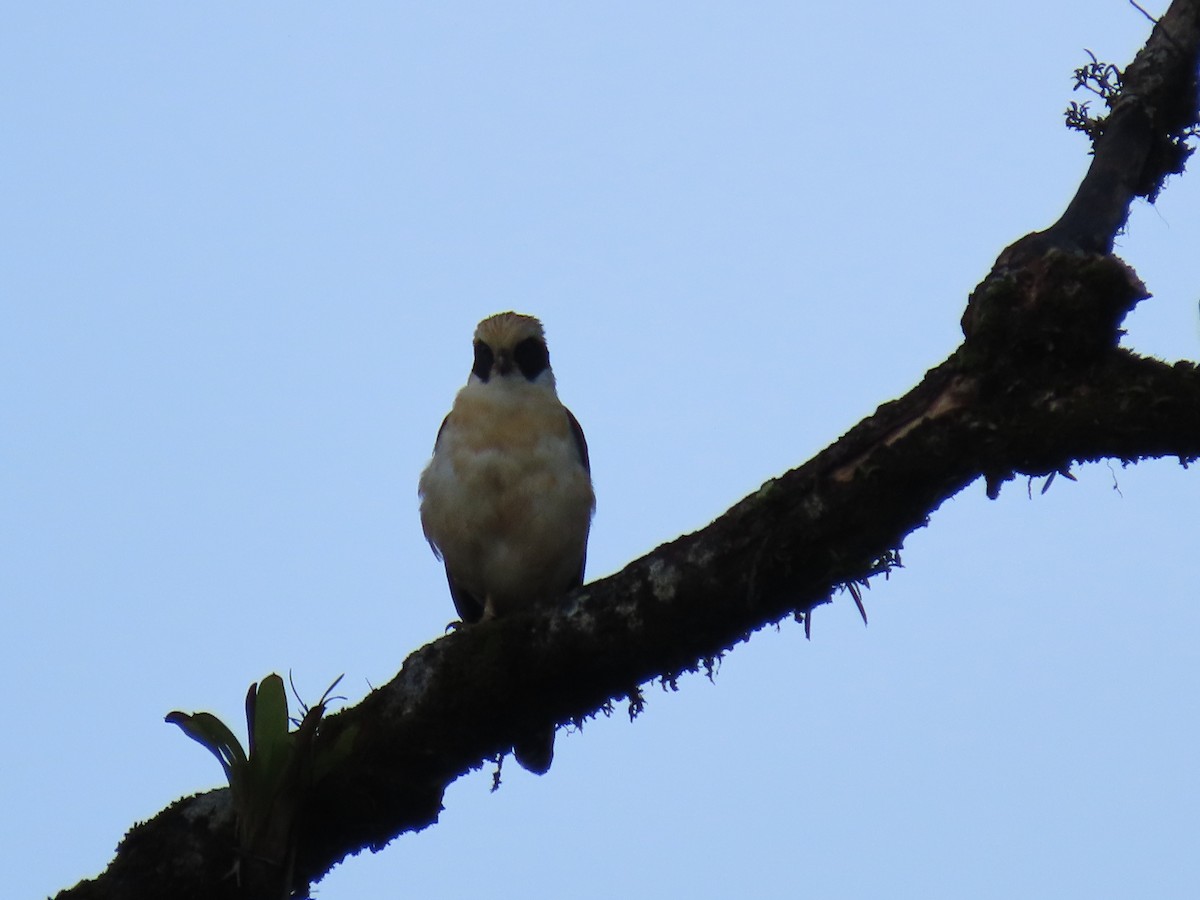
[1129,0,1159,26]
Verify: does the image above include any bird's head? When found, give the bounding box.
[470,312,555,388]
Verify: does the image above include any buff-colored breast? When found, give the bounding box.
[419,381,594,615]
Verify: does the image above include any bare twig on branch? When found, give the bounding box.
[55,2,1200,898]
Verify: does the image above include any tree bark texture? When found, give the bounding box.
[56,2,1200,898]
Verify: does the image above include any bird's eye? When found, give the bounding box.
[472,340,494,382]
[514,337,549,381]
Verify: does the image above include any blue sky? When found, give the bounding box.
[3,3,1198,898]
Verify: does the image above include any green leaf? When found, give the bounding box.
[165,710,248,783]
[248,675,290,764]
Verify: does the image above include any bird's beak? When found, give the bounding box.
[495,351,513,376]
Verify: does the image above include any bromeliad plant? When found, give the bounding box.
[166,674,354,893]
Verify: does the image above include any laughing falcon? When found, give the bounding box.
[418,312,594,773]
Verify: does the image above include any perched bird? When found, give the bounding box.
[418,312,594,773]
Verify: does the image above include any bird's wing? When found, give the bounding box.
[564,405,590,588]
[432,413,450,450]
[445,565,485,624]
[565,407,590,473]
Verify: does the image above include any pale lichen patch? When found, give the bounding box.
[648,559,681,603]
[686,543,714,569]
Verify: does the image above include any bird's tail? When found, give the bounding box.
[513,725,555,775]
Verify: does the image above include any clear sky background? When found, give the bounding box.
[3,3,1198,898]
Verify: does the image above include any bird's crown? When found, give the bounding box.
[474,311,546,351]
